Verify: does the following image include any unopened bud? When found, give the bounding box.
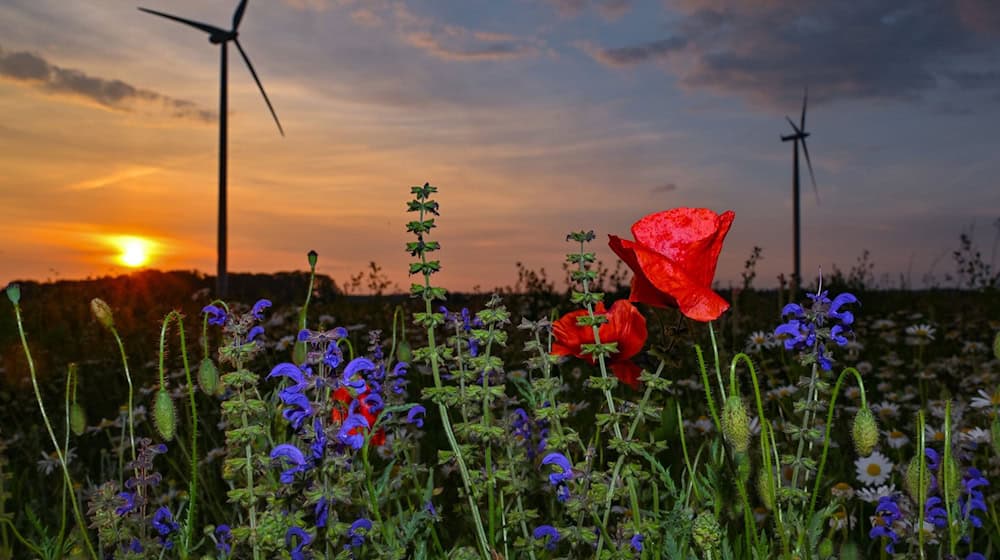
[293,340,308,365]
[722,395,751,453]
[757,469,774,510]
[993,330,1000,361]
[153,389,177,442]
[904,456,931,502]
[197,358,220,397]
[940,453,961,501]
[69,402,87,436]
[818,537,834,559]
[851,407,879,457]
[396,340,412,363]
[692,511,721,554]
[90,298,115,330]
[5,283,20,305]
[307,250,318,269]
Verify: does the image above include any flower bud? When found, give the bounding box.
[757,469,774,510]
[90,298,115,330]
[818,537,834,559]
[692,511,721,554]
[69,402,87,436]
[5,283,20,305]
[307,250,318,269]
[293,340,308,366]
[993,330,1000,361]
[396,340,412,363]
[722,395,751,453]
[153,389,177,442]
[851,407,879,457]
[939,453,961,501]
[904,456,931,502]
[197,358,220,397]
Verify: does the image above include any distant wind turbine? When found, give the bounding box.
[139,0,284,298]
[780,88,819,289]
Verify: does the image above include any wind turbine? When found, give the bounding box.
[139,0,284,298]
[780,88,819,290]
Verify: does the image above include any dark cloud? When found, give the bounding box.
[0,45,214,122]
[650,182,678,194]
[406,32,540,61]
[579,1,1000,109]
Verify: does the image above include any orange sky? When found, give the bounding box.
[2,0,999,292]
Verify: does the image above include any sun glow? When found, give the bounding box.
[111,236,155,268]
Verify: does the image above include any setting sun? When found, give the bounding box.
[111,236,154,268]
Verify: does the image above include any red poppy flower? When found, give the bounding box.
[608,208,734,322]
[551,300,647,389]
[330,385,386,447]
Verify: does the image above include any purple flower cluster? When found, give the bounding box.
[533,525,560,551]
[869,494,902,553]
[960,467,989,528]
[441,306,484,357]
[774,290,858,370]
[542,452,573,503]
[151,506,180,550]
[512,407,548,460]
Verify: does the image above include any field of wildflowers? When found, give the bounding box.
[2,183,1000,559]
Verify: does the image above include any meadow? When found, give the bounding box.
[1,184,999,559]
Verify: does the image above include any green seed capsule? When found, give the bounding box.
[692,511,722,554]
[991,417,1000,456]
[69,402,87,436]
[197,358,220,396]
[307,249,318,269]
[904,456,931,502]
[852,407,879,457]
[153,389,177,442]
[756,469,775,510]
[293,340,308,366]
[396,340,412,363]
[993,330,1000,361]
[5,283,20,305]
[722,395,751,453]
[940,453,961,501]
[818,538,834,559]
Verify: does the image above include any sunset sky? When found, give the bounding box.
[2,0,999,292]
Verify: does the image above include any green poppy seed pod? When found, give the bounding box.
[69,402,87,436]
[692,511,722,554]
[722,395,751,453]
[5,283,20,305]
[90,298,115,330]
[396,340,412,363]
[197,358,219,397]
[307,250,318,269]
[818,537,834,559]
[904,456,931,502]
[756,469,774,510]
[851,407,879,457]
[293,340,308,366]
[993,330,1000,361]
[153,389,177,442]
[940,454,961,501]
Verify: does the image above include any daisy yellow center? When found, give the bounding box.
[890,431,904,438]
[867,463,882,476]
[992,393,1000,405]
[933,432,945,441]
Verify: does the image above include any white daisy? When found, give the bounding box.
[872,401,900,422]
[884,429,910,449]
[970,388,1000,409]
[871,319,896,330]
[905,323,935,344]
[828,509,857,530]
[960,427,991,446]
[830,482,855,500]
[856,451,893,486]
[745,331,773,353]
[962,341,988,355]
[857,484,896,503]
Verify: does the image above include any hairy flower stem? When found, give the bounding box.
[708,323,728,402]
[11,302,98,560]
[160,311,199,549]
[804,367,867,548]
[790,359,821,490]
[108,325,139,486]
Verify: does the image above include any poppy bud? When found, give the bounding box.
[757,469,774,510]
[993,330,1000,361]
[197,358,220,396]
[851,407,879,457]
[5,283,20,305]
[90,298,115,330]
[293,340,308,365]
[818,537,834,559]
[69,402,87,436]
[722,395,751,453]
[939,454,961,501]
[692,511,721,554]
[904,456,931,502]
[396,340,412,363]
[153,389,177,442]
[307,250,318,269]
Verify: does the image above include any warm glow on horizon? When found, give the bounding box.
[109,236,155,268]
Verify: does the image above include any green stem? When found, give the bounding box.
[12,303,98,560]
[161,311,199,551]
[790,359,821,490]
[109,326,139,482]
[917,410,926,559]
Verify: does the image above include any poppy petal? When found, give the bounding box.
[631,209,734,288]
[609,236,677,308]
[602,300,647,360]
[631,242,730,322]
[609,360,642,390]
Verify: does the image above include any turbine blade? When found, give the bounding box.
[785,115,802,135]
[138,7,226,36]
[801,137,819,204]
[800,86,808,130]
[232,0,248,30]
[234,39,284,136]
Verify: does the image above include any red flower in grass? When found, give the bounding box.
[552,300,647,390]
[609,208,735,322]
[330,385,386,447]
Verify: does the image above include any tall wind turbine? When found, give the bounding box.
[139,0,284,298]
[780,88,818,289]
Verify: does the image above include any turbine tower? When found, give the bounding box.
[780,88,818,290]
[139,0,284,298]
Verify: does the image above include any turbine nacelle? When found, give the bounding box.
[209,31,238,44]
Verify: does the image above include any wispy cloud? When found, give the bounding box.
[0,44,215,122]
[650,182,678,194]
[576,37,686,66]
[66,166,162,192]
